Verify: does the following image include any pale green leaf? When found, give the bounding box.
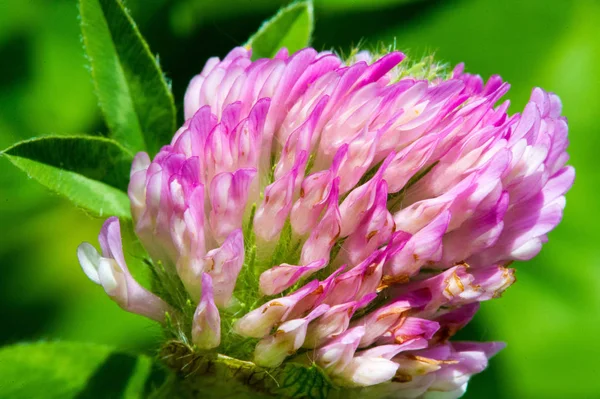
[80,0,176,156]
[2,156,131,219]
[246,0,314,60]
[1,135,133,218]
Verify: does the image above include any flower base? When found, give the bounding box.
[160,341,337,399]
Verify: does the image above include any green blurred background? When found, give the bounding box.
[1,0,598,397]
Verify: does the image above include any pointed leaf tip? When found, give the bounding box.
[246,0,314,60]
[2,135,133,219]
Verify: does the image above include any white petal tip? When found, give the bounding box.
[77,242,101,284]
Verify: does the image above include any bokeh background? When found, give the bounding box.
[1,0,599,397]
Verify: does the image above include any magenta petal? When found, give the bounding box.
[254,304,329,367]
[304,293,376,348]
[315,326,366,374]
[204,229,244,307]
[260,259,327,296]
[209,168,257,243]
[300,178,342,265]
[233,280,319,338]
[386,210,450,278]
[192,273,221,349]
[254,153,307,241]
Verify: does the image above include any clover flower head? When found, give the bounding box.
[78,46,573,398]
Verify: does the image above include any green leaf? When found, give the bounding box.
[79,0,176,156]
[2,136,134,191]
[3,157,131,219]
[246,0,314,60]
[0,341,168,399]
[2,136,133,219]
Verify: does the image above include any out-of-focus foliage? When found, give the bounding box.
[0,341,168,398]
[0,0,598,398]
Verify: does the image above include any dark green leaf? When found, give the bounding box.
[0,341,168,399]
[246,0,314,60]
[316,0,426,12]
[80,0,176,156]
[2,136,133,218]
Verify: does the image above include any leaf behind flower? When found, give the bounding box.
[79,0,176,156]
[247,0,314,60]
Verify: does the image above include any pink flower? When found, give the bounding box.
[78,47,573,397]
